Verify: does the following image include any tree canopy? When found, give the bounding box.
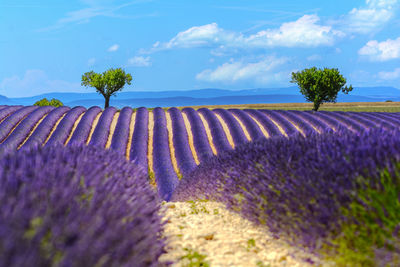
[291,67,353,111]
[81,68,132,108]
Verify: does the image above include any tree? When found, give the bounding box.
[290,67,353,111]
[81,68,132,109]
[34,98,63,107]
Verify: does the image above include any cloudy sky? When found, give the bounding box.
[1,0,400,97]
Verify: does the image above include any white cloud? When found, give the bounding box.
[145,15,343,53]
[108,44,119,52]
[196,56,288,84]
[358,37,400,61]
[127,56,151,67]
[245,15,344,48]
[0,70,81,98]
[36,0,156,32]
[342,0,398,34]
[378,68,400,79]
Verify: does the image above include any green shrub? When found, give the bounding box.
[34,98,63,107]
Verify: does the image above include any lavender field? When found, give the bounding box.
[0,105,400,266]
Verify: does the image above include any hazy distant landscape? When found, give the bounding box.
[2,86,399,108]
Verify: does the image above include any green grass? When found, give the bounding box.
[321,164,400,267]
[180,247,210,267]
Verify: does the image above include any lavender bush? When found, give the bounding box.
[172,128,400,264]
[0,143,170,267]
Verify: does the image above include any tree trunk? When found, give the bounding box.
[104,96,110,109]
[313,101,321,111]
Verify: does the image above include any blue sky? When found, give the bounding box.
[1,0,400,97]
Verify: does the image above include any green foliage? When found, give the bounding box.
[34,98,63,107]
[322,163,400,266]
[180,247,210,267]
[81,68,132,108]
[290,67,353,111]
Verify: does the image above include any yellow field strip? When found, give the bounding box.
[230,113,251,141]
[148,111,156,187]
[214,113,235,149]
[182,112,200,165]
[18,113,49,149]
[198,112,217,155]
[64,112,85,145]
[105,112,120,149]
[43,113,66,146]
[283,117,305,137]
[165,111,181,179]
[126,111,136,160]
[86,112,102,145]
[259,113,288,137]
[247,114,271,138]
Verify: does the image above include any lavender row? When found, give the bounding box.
[88,107,117,148]
[0,106,38,143]
[259,110,299,136]
[0,143,168,267]
[274,110,318,135]
[347,112,398,130]
[21,106,70,149]
[318,111,365,132]
[152,107,179,201]
[198,108,232,153]
[290,110,336,132]
[110,107,133,156]
[304,110,350,131]
[182,108,214,162]
[244,109,282,137]
[45,106,86,146]
[68,106,102,146]
[130,107,149,173]
[228,109,265,141]
[336,111,380,129]
[168,107,197,176]
[0,106,22,123]
[0,106,53,151]
[371,112,400,126]
[213,108,249,146]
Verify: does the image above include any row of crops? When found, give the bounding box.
[0,105,400,201]
[1,105,400,266]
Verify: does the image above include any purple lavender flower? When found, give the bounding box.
[0,143,170,267]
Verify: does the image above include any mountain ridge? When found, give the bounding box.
[1,86,399,108]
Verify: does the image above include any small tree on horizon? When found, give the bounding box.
[291,67,353,111]
[81,68,132,109]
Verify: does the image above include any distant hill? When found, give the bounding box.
[1,86,399,108]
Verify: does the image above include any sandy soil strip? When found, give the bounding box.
[165,111,182,179]
[148,110,156,188]
[125,111,136,160]
[214,113,235,149]
[181,113,200,165]
[85,112,102,145]
[18,113,49,149]
[64,112,85,146]
[281,117,305,137]
[159,201,324,267]
[198,112,217,156]
[247,114,271,138]
[105,112,120,149]
[43,113,66,146]
[231,113,252,141]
